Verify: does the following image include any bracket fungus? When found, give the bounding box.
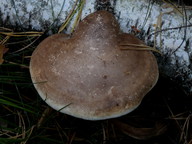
[30,11,159,120]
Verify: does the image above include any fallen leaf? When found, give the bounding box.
[0,44,9,64]
[111,120,167,140]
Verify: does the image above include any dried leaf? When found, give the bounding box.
[112,120,167,140]
[0,44,8,64]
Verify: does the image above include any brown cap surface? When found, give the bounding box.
[30,10,159,120]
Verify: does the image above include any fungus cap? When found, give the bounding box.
[30,11,159,120]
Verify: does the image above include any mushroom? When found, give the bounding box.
[30,10,159,120]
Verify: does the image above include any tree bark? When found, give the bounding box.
[0,0,191,94]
